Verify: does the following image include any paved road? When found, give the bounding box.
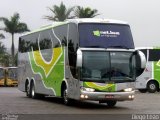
[0,87,160,120]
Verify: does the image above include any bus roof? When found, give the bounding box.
[21,18,129,37]
[67,18,128,25]
[136,47,160,50]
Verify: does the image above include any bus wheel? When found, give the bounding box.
[62,88,71,105]
[31,83,38,99]
[138,89,147,93]
[106,101,117,107]
[147,81,158,93]
[26,82,31,97]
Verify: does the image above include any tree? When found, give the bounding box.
[0,13,29,58]
[0,33,5,39]
[44,2,75,21]
[0,41,8,66]
[0,41,6,54]
[74,6,100,18]
[0,53,11,67]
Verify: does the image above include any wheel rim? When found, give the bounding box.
[149,84,156,90]
[32,85,35,97]
[64,89,68,104]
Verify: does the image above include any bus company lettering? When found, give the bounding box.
[93,30,120,37]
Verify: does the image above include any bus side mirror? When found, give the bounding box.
[77,49,82,67]
[134,50,147,77]
[137,50,146,69]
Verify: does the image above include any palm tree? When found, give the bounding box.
[74,6,100,18]
[0,33,5,39]
[44,2,75,21]
[0,13,29,58]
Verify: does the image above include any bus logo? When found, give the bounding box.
[93,30,120,37]
[93,30,101,37]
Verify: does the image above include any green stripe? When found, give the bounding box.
[29,47,64,96]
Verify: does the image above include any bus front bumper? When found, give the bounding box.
[80,91,135,101]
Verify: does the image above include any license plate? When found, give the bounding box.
[105,95,114,98]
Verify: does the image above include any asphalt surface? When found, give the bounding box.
[0,87,160,120]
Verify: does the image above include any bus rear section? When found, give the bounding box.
[136,47,160,93]
[18,19,146,107]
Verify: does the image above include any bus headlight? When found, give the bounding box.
[81,87,95,92]
[124,88,133,92]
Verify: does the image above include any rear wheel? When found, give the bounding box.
[31,82,39,99]
[147,81,158,93]
[106,101,117,107]
[26,82,31,97]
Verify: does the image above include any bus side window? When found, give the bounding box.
[149,49,160,61]
[68,23,79,79]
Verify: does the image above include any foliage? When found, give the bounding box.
[74,6,100,18]
[44,2,75,21]
[0,41,9,66]
[0,12,29,63]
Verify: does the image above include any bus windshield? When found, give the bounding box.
[81,51,136,82]
[79,23,134,49]
[8,68,17,79]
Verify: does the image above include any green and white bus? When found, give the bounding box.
[18,18,146,107]
[136,47,160,93]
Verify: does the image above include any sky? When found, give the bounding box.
[0,0,160,49]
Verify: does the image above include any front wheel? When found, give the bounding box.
[147,81,158,93]
[62,88,71,105]
[106,101,117,107]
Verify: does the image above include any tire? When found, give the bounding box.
[106,101,117,107]
[31,83,38,99]
[138,89,147,93]
[62,87,71,105]
[26,82,31,98]
[147,81,158,93]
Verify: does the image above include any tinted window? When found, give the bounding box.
[81,52,110,82]
[39,30,52,50]
[19,32,39,53]
[81,51,136,83]
[68,23,79,78]
[54,24,68,47]
[19,24,68,53]
[79,23,134,49]
[149,49,160,61]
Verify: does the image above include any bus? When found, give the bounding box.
[0,67,18,86]
[6,67,18,86]
[18,18,146,107]
[136,47,160,93]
